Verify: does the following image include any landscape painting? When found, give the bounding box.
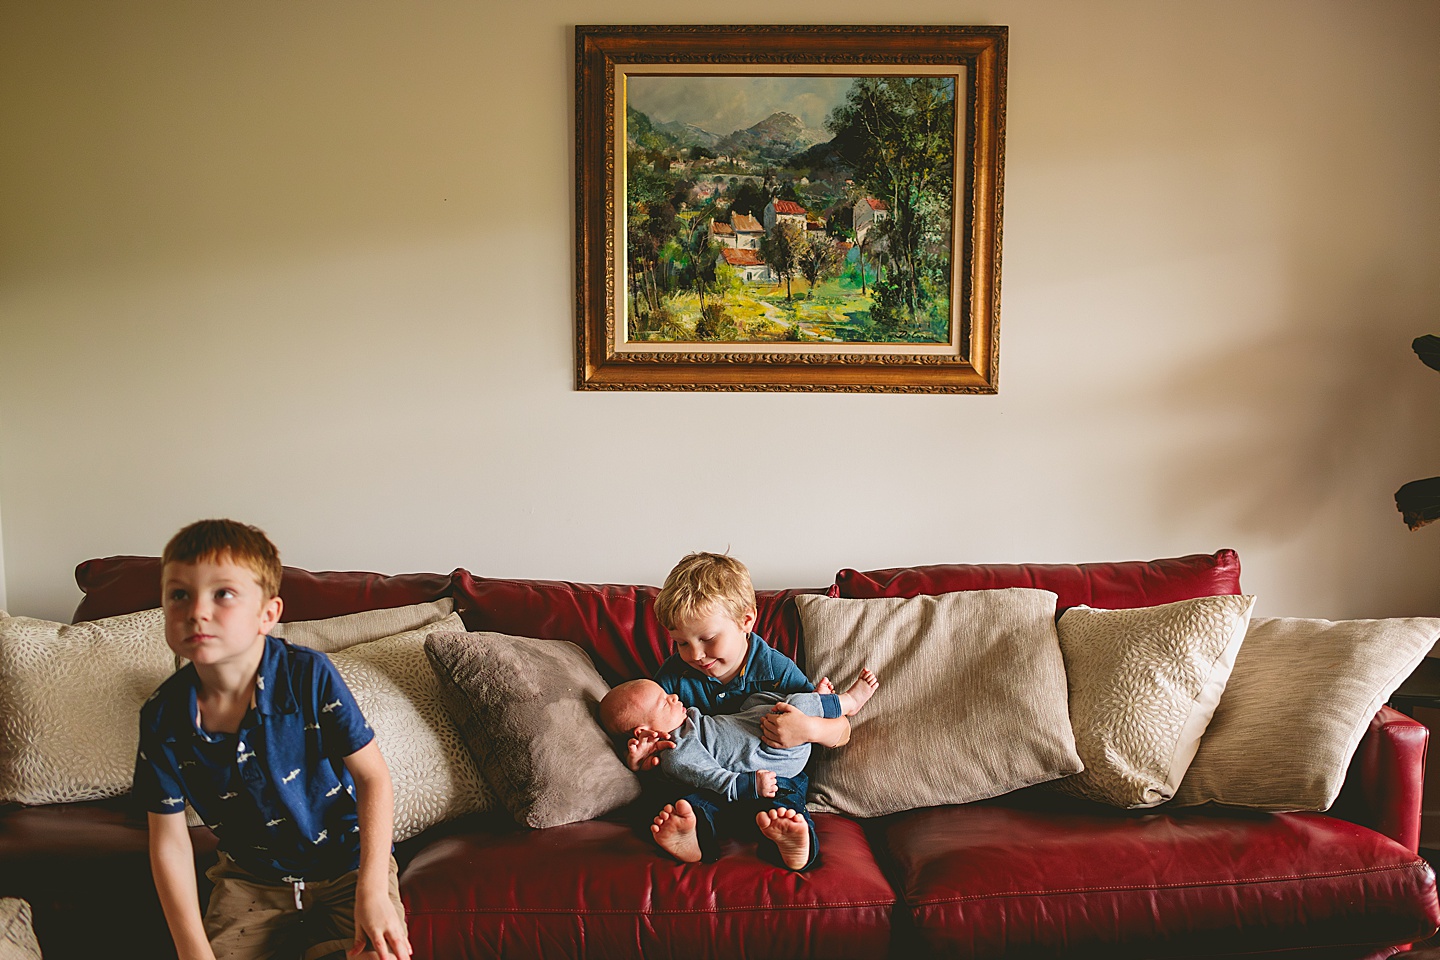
[576,25,1007,392]
[625,72,957,347]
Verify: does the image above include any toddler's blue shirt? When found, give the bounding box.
[134,636,374,883]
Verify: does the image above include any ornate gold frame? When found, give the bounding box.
[575,25,1007,393]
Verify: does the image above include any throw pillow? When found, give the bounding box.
[0,609,173,804]
[0,899,41,960]
[272,598,455,654]
[328,613,493,841]
[1173,616,1440,811]
[424,630,642,829]
[1053,594,1256,808]
[795,590,1082,818]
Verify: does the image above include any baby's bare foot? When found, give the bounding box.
[756,807,810,871]
[815,676,836,695]
[837,668,879,716]
[651,800,702,863]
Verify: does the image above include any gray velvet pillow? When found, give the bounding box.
[424,630,641,829]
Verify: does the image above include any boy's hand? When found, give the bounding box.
[626,728,674,772]
[756,770,778,798]
[760,702,816,749]
[351,890,411,960]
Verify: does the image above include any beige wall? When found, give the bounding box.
[2,1,1438,623]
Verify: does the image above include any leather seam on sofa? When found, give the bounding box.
[906,860,1435,905]
[405,901,900,916]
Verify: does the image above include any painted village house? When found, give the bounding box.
[853,197,890,245]
[763,198,807,233]
[718,247,773,283]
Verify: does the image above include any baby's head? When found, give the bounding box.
[655,553,758,684]
[600,679,687,738]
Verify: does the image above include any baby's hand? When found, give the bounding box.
[625,729,674,772]
[756,770,778,798]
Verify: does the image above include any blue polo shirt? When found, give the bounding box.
[655,633,841,719]
[134,636,374,883]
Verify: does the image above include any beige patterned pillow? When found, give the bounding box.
[1054,595,1255,808]
[0,609,173,804]
[1173,616,1440,811]
[272,599,454,654]
[0,899,42,960]
[329,613,493,841]
[797,590,1082,818]
[424,631,642,830]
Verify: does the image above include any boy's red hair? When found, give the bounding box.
[162,519,282,599]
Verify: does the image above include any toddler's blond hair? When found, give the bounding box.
[655,552,755,630]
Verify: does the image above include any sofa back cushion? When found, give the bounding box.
[72,555,453,623]
[449,570,827,685]
[836,550,1241,611]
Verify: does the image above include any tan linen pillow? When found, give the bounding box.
[797,590,1082,818]
[0,608,174,804]
[0,899,42,960]
[424,630,642,829]
[272,598,454,654]
[1173,616,1440,811]
[329,612,493,841]
[1054,595,1255,808]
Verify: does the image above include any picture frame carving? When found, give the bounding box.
[576,24,1007,393]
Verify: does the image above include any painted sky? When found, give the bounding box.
[625,75,858,139]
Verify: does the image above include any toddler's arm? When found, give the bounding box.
[148,810,215,960]
[345,740,412,960]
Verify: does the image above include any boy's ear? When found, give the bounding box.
[740,607,758,633]
[261,595,283,634]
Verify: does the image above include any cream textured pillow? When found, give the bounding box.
[1054,595,1255,808]
[272,599,454,654]
[1173,616,1440,811]
[0,899,42,960]
[424,630,642,829]
[797,590,1082,818]
[0,609,173,804]
[328,612,493,841]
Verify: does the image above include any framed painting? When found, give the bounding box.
[575,24,1007,393]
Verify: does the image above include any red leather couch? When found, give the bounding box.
[2,550,1436,959]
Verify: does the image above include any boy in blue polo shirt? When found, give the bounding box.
[135,520,410,960]
[635,552,868,871]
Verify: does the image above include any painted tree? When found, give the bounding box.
[827,77,954,329]
[797,232,843,298]
[760,221,804,301]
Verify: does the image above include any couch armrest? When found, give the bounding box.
[1330,706,1428,852]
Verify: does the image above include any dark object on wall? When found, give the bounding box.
[1396,336,1440,530]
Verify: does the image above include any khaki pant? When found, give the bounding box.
[203,853,406,960]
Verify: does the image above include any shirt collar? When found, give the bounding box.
[253,635,298,716]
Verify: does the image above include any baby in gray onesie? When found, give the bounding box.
[600,680,826,800]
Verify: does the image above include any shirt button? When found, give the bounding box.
[237,742,246,751]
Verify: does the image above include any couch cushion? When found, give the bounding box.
[424,630,640,829]
[836,549,1241,612]
[1174,616,1440,812]
[0,799,218,959]
[797,591,1081,818]
[0,609,173,804]
[72,555,452,623]
[328,614,493,841]
[874,795,1440,959]
[1053,595,1255,808]
[449,570,826,685]
[399,812,894,960]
